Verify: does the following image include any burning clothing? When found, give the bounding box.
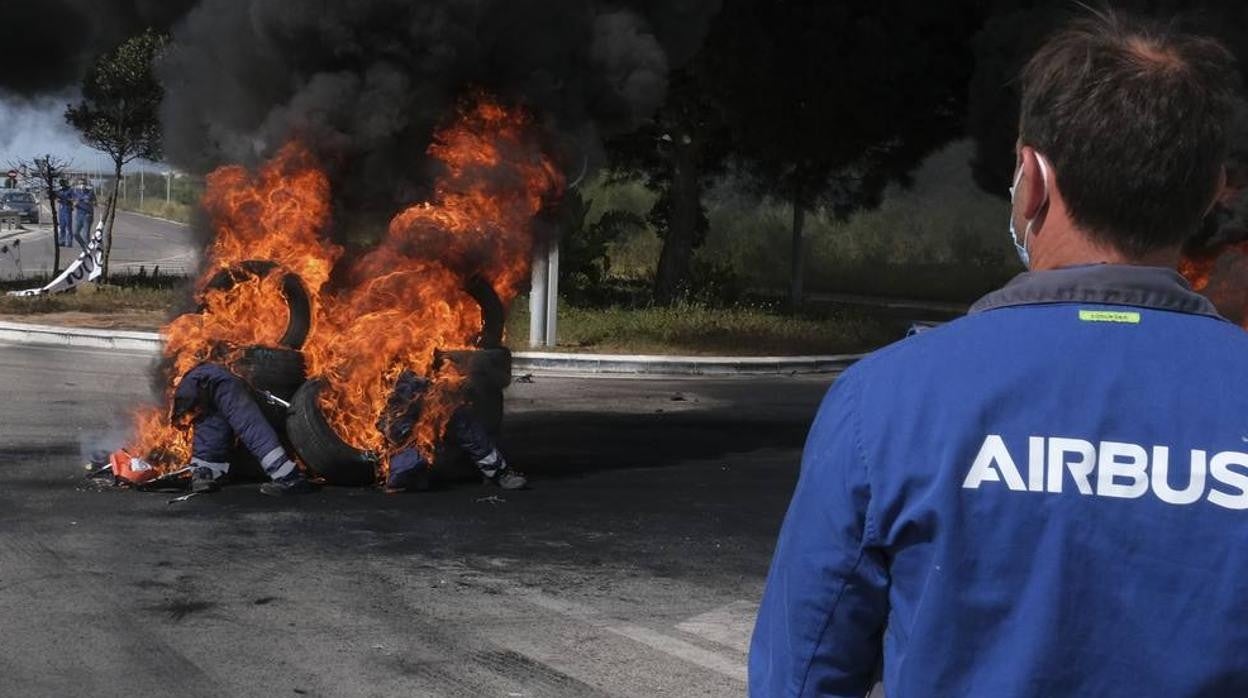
[751,265,1248,697]
[379,370,512,491]
[172,362,298,482]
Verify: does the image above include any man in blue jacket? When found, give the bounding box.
[55,178,73,247]
[750,10,1248,697]
[71,178,95,250]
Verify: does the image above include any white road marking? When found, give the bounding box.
[475,575,748,684]
[675,600,757,654]
[607,623,748,683]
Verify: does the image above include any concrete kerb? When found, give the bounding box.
[0,320,863,376]
[0,321,163,353]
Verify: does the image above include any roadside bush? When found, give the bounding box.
[598,140,1019,304]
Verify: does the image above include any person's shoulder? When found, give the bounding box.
[847,313,987,377]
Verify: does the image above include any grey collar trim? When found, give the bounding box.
[969,264,1224,319]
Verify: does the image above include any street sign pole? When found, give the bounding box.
[529,244,549,347]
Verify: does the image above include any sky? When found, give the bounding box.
[0,92,121,175]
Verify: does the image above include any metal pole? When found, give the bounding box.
[529,244,549,347]
[544,242,559,347]
[166,172,171,204]
[139,169,145,208]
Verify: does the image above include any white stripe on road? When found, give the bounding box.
[607,623,748,683]
[675,600,757,654]
[481,577,748,684]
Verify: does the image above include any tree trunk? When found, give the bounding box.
[653,134,700,305]
[789,181,806,308]
[102,163,122,282]
[48,193,60,276]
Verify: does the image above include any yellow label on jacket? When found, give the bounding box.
[1079,310,1141,324]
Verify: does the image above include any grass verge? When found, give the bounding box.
[0,281,909,355]
[0,275,185,330]
[505,298,904,355]
[117,199,194,225]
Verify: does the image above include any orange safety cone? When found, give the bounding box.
[109,449,162,486]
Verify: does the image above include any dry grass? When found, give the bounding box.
[505,299,900,355]
[0,284,177,314]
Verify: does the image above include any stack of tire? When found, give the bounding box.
[203,261,312,480]
[286,274,512,486]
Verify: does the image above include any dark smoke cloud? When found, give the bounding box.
[158,0,721,211]
[1187,98,1248,252]
[0,0,196,96]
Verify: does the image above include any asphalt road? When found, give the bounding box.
[0,342,833,697]
[0,210,197,280]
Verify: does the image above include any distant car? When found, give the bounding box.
[0,190,39,224]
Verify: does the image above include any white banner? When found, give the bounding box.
[6,223,105,297]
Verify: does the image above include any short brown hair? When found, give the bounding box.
[1020,9,1238,258]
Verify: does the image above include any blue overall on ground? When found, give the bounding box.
[750,265,1248,697]
[379,370,507,489]
[172,363,298,481]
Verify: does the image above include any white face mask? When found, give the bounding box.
[1008,154,1050,269]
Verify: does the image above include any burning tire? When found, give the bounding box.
[233,346,307,401]
[233,346,307,431]
[430,347,511,481]
[202,260,313,350]
[434,347,511,437]
[286,379,378,486]
[283,278,511,486]
[285,349,510,486]
[465,274,505,349]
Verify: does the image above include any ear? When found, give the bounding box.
[1017,146,1049,220]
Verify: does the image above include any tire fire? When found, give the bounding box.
[125,94,563,478]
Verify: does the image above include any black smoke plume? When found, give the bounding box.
[158,0,721,214]
[1,0,196,96]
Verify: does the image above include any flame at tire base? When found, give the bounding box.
[127,94,563,478]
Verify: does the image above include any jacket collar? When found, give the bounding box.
[970,264,1224,319]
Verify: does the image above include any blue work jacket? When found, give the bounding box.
[55,187,73,214]
[750,265,1248,697]
[73,186,95,213]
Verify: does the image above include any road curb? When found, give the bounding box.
[512,350,859,376]
[0,321,165,353]
[0,321,862,376]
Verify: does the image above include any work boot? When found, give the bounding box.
[485,467,528,491]
[191,466,221,494]
[259,473,318,496]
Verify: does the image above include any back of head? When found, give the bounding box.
[1020,9,1238,259]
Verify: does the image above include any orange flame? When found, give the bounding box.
[127,141,341,468]
[1181,241,1248,327]
[304,96,562,463]
[125,95,561,479]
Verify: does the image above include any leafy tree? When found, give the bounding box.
[65,29,168,281]
[968,1,1248,199]
[552,189,649,305]
[10,155,71,275]
[705,0,988,305]
[605,67,730,305]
